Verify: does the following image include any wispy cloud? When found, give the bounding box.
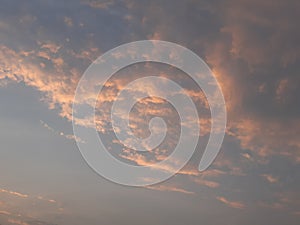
[216,196,246,209]
[0,186,62,225]
[261,174,279,183]
[0,188,28,198]
[0,210,11,215]
[146,185,195,195]
[7,219,30,225]
[40,120,85,143]
[81,0,115,9]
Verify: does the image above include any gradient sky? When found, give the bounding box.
[0,0,300,225]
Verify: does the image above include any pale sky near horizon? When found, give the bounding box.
[0,0,300,225]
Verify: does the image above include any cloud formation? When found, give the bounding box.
[0,1,299,224]
[216,196,246,209]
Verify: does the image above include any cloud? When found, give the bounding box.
[205,36,300,163]
[0,210,11,215]
[192,178,220,188]
[0,45,79,121]
[0,186,62,225]
[8,219,30,225]
[0,1,299,218]
[7,219,58,225]
[0,188,28,198]
[38,42,61,54]
[64,17,73,27]
[146,184,195,195]
[120,148,196,176]
[40,120,85,143]
[219,0,300,67]
[227,118,300,160]
[81,0,115,9]
[216,196,246,209]
[261,174,279,184]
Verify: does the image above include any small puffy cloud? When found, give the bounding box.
[64,17,73,27]
[261,174,279,184]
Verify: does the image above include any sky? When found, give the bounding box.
[0,0,300,224]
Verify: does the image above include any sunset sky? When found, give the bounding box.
[0,0,300,225]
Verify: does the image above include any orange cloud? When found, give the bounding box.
[39,41,61,54]
[227,118,300,159]
[261,174,279,183]
[0,45,81,123]
[64,16,73,27]
[146,184,194,195]
[0,210,11,215]
[0,188,28,198]
[7,219,29,225]
[120,147,202,177]
[216,196,246,209]
[0,187,63,225]
[193,178,220,188]
[40,120,85,143]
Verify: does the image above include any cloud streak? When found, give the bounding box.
[216,196,246,209]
